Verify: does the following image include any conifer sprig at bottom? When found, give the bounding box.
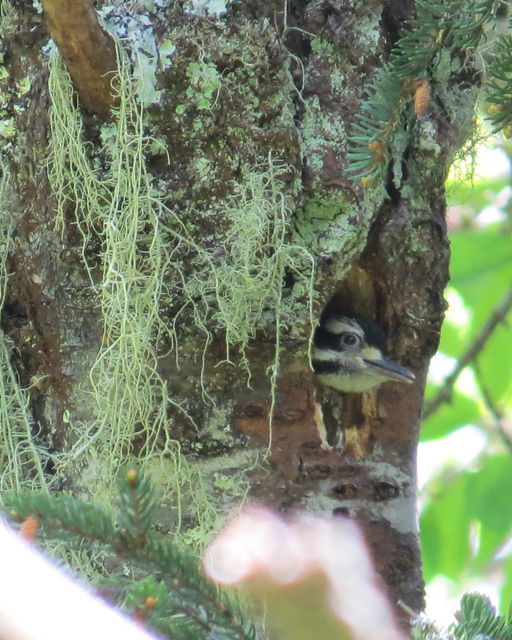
[5,466,259,640]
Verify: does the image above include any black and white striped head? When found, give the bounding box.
[312,313,415,392]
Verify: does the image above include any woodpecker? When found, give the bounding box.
[312,312,415,392]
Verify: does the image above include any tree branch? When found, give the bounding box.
[474,366,512,454]
[423,284,512,420]
[41,0,118,119]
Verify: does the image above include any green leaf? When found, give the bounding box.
[421,389,482,440]
[421,457,512,581]
[421,471,473,580]
[476,325,512,405]
[437,318,469,358]
[468,455,512,568]
[446,176,509,215]
[472,526,504,573]
[450,228,512,334]
[500,559,512,616]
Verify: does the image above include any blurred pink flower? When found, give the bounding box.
[204,506,407,640]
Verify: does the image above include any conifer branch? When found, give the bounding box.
[117,467,156,550]
[453,593,512,639]
[5,468,259,640]
[347,0,500,184]
[486,33,512,136]
[8,492,116,544]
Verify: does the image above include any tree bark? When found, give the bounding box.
[0,0,464,629]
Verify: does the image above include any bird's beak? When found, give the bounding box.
[363,357,415,384]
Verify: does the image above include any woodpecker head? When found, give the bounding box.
[312,313,415,392]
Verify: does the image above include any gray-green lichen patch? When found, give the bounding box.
[300,96,348,185]
[183,0,230,19]
[297,2,386,193]
[0,0,16,35]
[153,13,300,211]
[293,195,353,254]
[0,3,33,155]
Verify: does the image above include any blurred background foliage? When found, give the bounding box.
[420,132,512,618]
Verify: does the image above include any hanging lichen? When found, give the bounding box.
[46,50,221,535]
[0,166,48,494]
[44,26,314,539]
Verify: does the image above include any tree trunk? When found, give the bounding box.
[1,0,471,627]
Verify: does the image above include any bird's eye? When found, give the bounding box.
[341,332,359,347]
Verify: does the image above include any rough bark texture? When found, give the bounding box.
[0,0,465,630]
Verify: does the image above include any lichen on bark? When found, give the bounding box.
[34,7,316,541]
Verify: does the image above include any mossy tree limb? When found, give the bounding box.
[41,0,118,118]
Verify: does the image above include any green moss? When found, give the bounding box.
[0,117,14,139]
[352,15,381,55]
[300,96,346,178]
